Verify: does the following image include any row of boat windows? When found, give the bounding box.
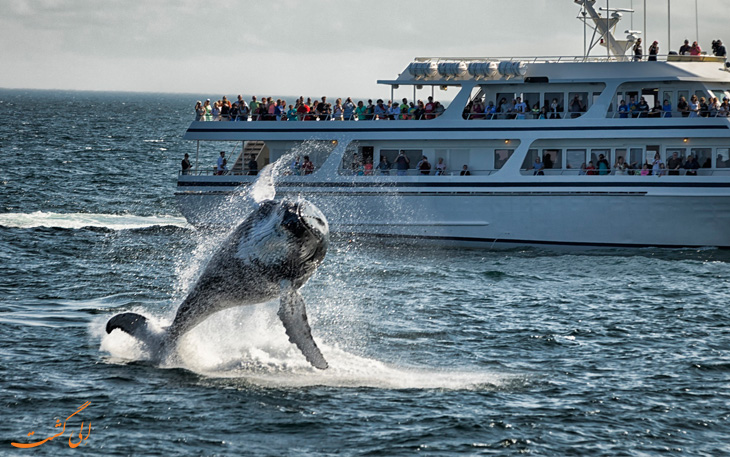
[521,147,730,172]
[466,86,730,119]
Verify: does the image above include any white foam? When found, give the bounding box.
[98,305,506,391]
[0,212,190,230]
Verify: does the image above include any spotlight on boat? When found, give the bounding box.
[440,85,448,91]
[504,139,510,144]
[683,138,689,143]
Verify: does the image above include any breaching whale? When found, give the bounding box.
[106,198,330,369]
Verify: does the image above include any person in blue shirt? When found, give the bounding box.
[618,100,629,118]
[662,99,673,118]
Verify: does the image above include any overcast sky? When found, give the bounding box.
[1,0,727,98]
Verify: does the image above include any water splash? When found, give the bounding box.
[0,211,189,230]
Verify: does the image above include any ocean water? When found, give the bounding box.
[1,88,729,456]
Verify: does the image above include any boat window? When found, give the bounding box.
[716,148,730,168]
[522,149,540,170]
[692,148,712,168]
[566,149,586,171]
[695,90,708,100]
[522,92,540,112]
[629,148,643,169]
[494,149,513,169]
[661,91,673,106]
[677,90,690,105]
[543,149,562,170]
[666,148,686,161]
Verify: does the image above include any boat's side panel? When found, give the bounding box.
[175,190,730,248]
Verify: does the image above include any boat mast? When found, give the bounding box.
[574,0,635,61]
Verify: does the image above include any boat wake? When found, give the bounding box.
[96,304,508,390]
[0,211,189,230]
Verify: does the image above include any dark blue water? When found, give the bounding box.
[1,88,729,456]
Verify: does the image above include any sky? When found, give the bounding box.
[1,0,727,99]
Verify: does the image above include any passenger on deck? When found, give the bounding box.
[417,156,432,175]
[699,97,709,117]
[297,100,311,120]
[716,154,726,168]
[424,96,435,119]
[217,151,228,175]
[364,159,373,175]
[618,100,629,118]
[651,152,663,175]
[433,102,445,117]
[683,155,699,176]
[485,101,497,119]
[332,98,344,121]
[388,101,401,120]
[667,151,683,175]
[714,40,727,57]
[287,104,298,121]
[542,153,553,169]
[301,155,314,175]
[548,98,560,119]
[597,154,610,175]
[212,101,221,121]
[376,156,391,175]
[204,99,212,121]
[662,99,672,118]
[344,97,355,120]
[678,96,689,117]
[290,156,301,175]
[637,97,650,117]
[366,99,375,120]
[355,101,367,120]
[628,96,639,118]
[514,97,527,119]
[614,156,628,175]
[689,95,700,117]
[649,100,663,118]
[395,150,410,176]
[195,101,205,121]
[249,96,259,115]
[533,156,545,175]
[460,165,471,176]
[648,41,659,61]
[435,158,446,175]
[570,95,585,118]
[633,38,643,61]
[679,39,691,55]
[247,157,258,175]
[640,163,650,175]
[585,161,596,175]
[220,96,231,121]
[229,102,240,121]
[374,99,387,119]
[181,153,191,174]
[689,41,702,56]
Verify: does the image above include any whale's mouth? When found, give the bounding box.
[281,200,328,239]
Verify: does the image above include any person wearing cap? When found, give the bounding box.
[632,38,643,61]
[648,41,659,61]
[194,101,204,121]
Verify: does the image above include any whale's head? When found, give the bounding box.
[234,198,329,284]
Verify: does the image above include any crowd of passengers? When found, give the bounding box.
[194,95,445,121]
[531,151,724,177]
[464,93,730,120]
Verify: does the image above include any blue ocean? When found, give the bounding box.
[1,88,729,456]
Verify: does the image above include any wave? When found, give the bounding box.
[0,211,190,230]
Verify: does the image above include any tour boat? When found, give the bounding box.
[176,0,730,248]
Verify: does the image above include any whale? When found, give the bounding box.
[106,198,330,369]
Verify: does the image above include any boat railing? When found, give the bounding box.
[195,112,445,122]
[608,110,730,119]
[412,54,727,64]
[520,168,730,176]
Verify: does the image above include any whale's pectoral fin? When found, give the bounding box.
[277,287,328,370]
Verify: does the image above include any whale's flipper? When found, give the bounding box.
[277,286,328,370]
[106,312,165,350]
